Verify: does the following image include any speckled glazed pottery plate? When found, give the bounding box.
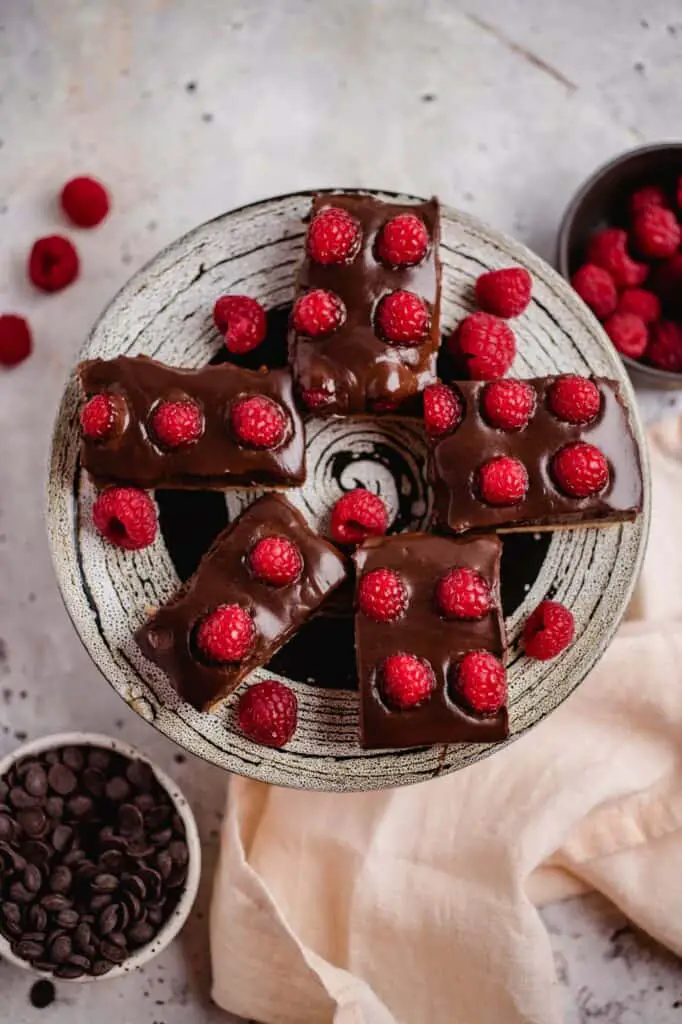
[46,190,650,792]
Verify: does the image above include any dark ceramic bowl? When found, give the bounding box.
[557,143,682,389]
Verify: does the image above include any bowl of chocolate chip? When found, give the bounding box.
[0,732,201,982]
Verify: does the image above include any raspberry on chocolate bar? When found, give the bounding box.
[290,193,442,415]
[354,532,507,750]
[136,494,347,712]
[78,356,305,489]
[429,376,643,534]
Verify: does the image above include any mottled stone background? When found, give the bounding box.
[1,1,681,1020]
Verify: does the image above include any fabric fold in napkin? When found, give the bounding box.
[210,416,682,1024]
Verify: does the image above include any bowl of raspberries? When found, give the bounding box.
[558,143,682,387]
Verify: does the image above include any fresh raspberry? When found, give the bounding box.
[570,264,618,320]
[449,312,516,380]
[293,289,345,337]
[629,184,668,217]
[380,653,434,710]
[80,393,121,441]
[475,267,532,319]
[92,487,157,550]
[330,489,389,545]
[616,287,661,324]
[307,206,361,265]
[300,385,336,410]
[435,567,492,620]
[237,680,298,748]
[478,456,528,506]
[60,176,110,228]
[376,213,429,267]
[150,399,203,449]
[249,536,303,587]
[522,600,575,660]
[0,314,32,367]
[213,295,267,355]
[423,383,463,437]
[481,379,535,430]
[453,651,507,715]
[646,321,682,373]
[195,604,255,663]
[552,442,609,498]
[230,395,287,449]
[357,568,408,622]
[28,235,79,292]
[603,312,648,359]
[652,254,682,315]
[375,290,430,346]
[587,228,648,288]
[547,375,601,425]
[631,206,681,260]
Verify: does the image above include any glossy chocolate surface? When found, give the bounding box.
[431,377,643,534]
[79,356,305,489]
[354,532,507,750]
[136,493,347,712]
[289,193,441,415]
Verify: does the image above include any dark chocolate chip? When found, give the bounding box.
[15,759,40,778]
[121,891,141,920]
[126,759,153,791]
[92,873,118,893]
[145,806,170,830]
[90,893,113,912]
[9,881,33,903]
[0,814,13,840]
[156,850,172,879]
[108,930,127,948]
[150,827,173,847]
[87,749,111,771]
[0,840,25,870]
[54,963,85,979]
[18,806,48,838]
[21,839,49,865]
[115,902,129,931]
[47,763,77,796]
[105,777,131,802]
[56,909,80,930]
[99,849,123,873]
[28,904,48,932]
[127,920,154,946]
[25,766,48,798]
[74,920,92,950]
[169,840,188,866]
[92,959,115,976]
[63,847,86,866]
[133,793,155,813]
[14,939,45,961]
[122,874,147,900]
[29,979,55,1007]
[49,865,73,893]
[2,902,21,926]
[127,839,155,859]
[167,864,188,888]
[118,803,143,836]
[82,768,105,797]
[9,787,39,809]
[45,796,64,818]
[50,934,72,963]
[67,794,94,818]
[99,940,127,963]
[61,747,84,772]
[68,953,91,970]
[98,904,119,936]
[41,893,72,912]
[44,751,60,765]
[23,863,43,893]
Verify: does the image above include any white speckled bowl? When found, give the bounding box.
[46,190,650,792]
[0,732,201,982]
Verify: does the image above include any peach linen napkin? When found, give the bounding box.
[210,416,682,1024]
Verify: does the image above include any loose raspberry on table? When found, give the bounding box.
[307,206,361,265]
[475,267,532,319]
[80,393,121,441]
[646,321,682,373]
[629,184,668,217]
[375,290,430,345]
[587,228,648,288]
[478,456,528,506]
[330,489,389,545]
[423,383,463,437]
[552,442,609,498]
[300,385,336,410]
[0,314,32,368]
[435,567,492,620]
[547,375,601,425]
[213,295,267,355]
[376,213,429,267]
[293,289,345,337]
[150,399,203,449]
[522,600,575,660]
[249,535,303,587]
[449,312,516,380]
[452,650,506,715]
[481,378,535,430]
[380,653,434,710]
[570,264,618,320]
[357,568,408,622]
[603,312,648,359]
[230,395,287,449]
[631,206,681,260]
[195,604,255,663]
[92,487,157,550]
[237,680,298,748]
[616,287,661,324]
[28,235,80,292]
[60,176,110,228]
